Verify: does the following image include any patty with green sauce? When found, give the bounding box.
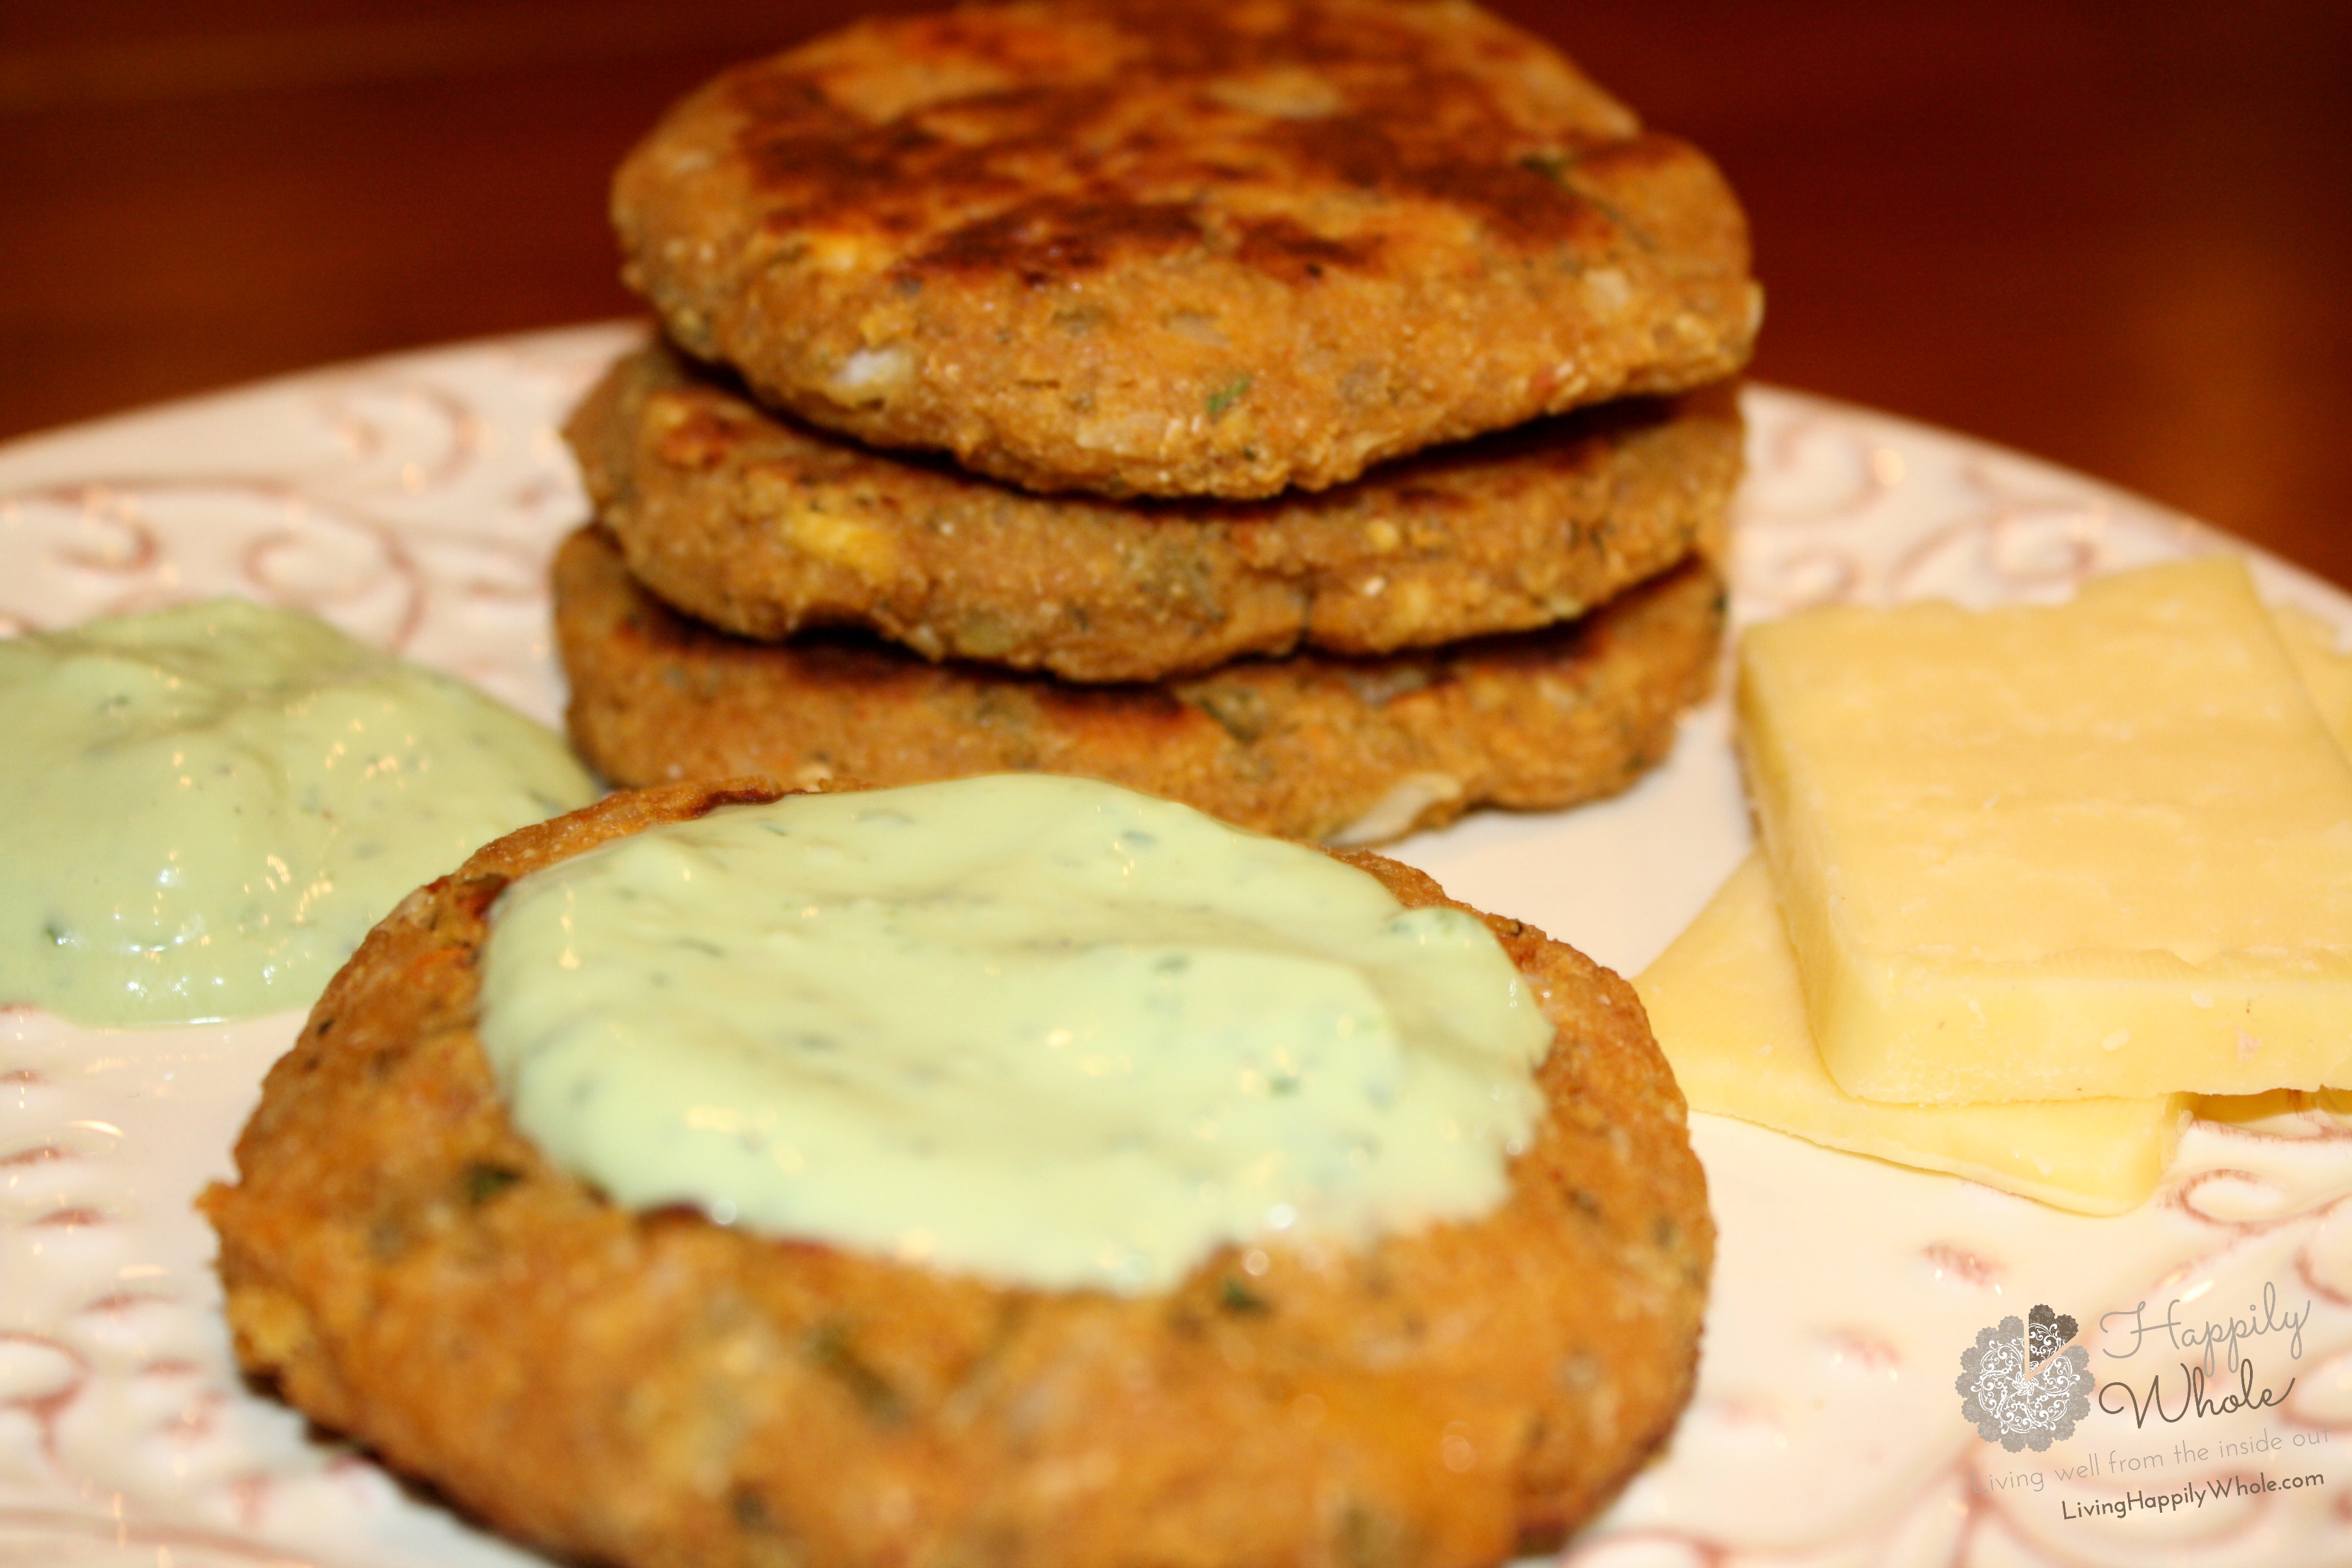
[203,776,1712,1568]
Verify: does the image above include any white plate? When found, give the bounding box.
[4,325,2350,1568]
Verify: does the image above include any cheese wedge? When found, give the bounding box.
[1738,556,2352,1102]
[1637,856,2189,1213]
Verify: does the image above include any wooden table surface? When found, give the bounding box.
[6,1,2348,586]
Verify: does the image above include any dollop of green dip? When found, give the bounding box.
[478,775,1552,1293]
[0,599,597,1026]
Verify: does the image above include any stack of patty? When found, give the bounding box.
[557,0,1759,844]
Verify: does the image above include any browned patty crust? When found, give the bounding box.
[613,0,1759,499]
[571,341,1743,683]
[555,525,1723,844]
[203,777,1713,1568]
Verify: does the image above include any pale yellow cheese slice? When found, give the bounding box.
[2273,605,2352,1102]
[1637,855,2189,1214]
[1738,556,2352,1103]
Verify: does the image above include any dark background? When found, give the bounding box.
[5,1,2348,583]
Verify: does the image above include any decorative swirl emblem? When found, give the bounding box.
[1958,1303,2093,1452]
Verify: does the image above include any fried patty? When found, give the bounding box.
[613,0,1759,499]
[571,341,1742,683]
[203,776,1713,1568]
[555,525,1722,844]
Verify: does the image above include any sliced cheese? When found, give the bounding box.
[1637,855,2188,1214]
[1737,556,2352,1103]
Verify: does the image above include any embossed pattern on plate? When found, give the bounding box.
[2,327,2348,1567]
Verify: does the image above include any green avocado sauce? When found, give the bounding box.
[0,599,597,1026]
[476,775,1552,1294]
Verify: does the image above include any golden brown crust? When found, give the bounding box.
[570,341,1743,682]
[613,0,1759,498]
[203,778,1711,1568]
[554,524,1723,844]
